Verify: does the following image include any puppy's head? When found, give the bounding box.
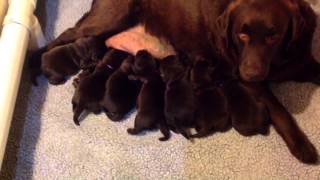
[191,56,214,85]
[133,50,158,76]
[74,37,107,62]
[159,55,185,82]
[217,0,306,82]
[119,56,135,74]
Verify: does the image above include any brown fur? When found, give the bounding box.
[127,50,170,141]
[30,0,320,84]
[223,80,270,136]
[72,49,129,125]
[245,82,318,164]
[159,55,195,139]
[40,37,107,85]
[190,58,231,138]
[101,56,140,121]
[28,0,319,163]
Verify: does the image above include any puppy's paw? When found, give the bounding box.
[311,74,320,85]
[159,126,171,141]
[127,128,141,135]
[106,112,124,122]
[290,140,318,164]
[30,69,41,86]
[47,75,67,85]
[158,136,170,141]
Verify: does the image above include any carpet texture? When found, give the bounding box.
[2,0,320,179]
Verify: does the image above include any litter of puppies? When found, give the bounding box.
[28,34,319,164]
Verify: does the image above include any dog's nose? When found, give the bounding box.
[240,67,267,81]
[242,71,266,81]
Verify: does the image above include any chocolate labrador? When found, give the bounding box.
[127,50,170,141]
[30,0,320,84]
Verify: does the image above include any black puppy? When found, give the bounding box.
[72,49,129,125]
[41,37,106,85]
[223,80,270,136]
[101,56,140,121]
[159,55,195,139]
[190,58,230,138]
[126,50,170,141]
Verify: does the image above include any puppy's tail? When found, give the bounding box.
[73,104,85,126]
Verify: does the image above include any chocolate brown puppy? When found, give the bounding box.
[40,36,107,85]
[127,50,170,141]
[72,49,129,125]
[223,81,270,136]
[190,58,230,138]
[159,55,195,139]
[101,56,140,121]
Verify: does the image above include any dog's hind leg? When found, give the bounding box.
[29,0,139,83]
[48,0,139,50]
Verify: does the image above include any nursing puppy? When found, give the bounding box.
[223,81,270,136]
[41,36,107,85]
[159,55,195,139]
[190,58,230,138]
[72,49,129,125]
[101,56,140,121]
[127,50,170,141]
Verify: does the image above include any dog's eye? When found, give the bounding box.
[265,34,280,45]
[238,33,250,42]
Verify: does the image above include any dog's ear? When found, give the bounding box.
[282,0,316,52]
[216,1,240,65]
[282,0,305,49]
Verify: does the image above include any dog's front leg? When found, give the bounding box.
[259,84,318,164]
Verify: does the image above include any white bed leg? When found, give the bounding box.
[0,0,38,168]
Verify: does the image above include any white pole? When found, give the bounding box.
[0,0,38,167]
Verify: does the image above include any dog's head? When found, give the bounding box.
[217,0,306,82]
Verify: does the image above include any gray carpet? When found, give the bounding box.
[1,0,320,179]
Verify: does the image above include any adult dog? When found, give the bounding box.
[31,0,320,83]
[29,0,319,163]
